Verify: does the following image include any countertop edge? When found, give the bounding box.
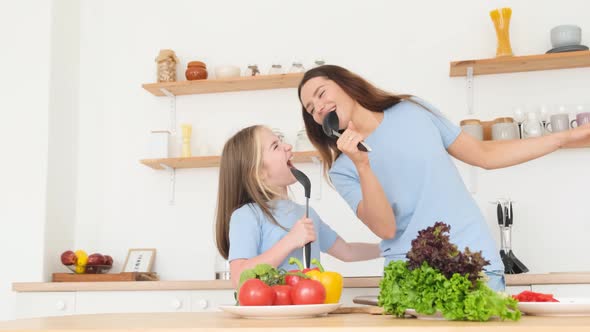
[12,274,590,292]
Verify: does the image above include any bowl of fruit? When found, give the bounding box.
[61,250,114,274]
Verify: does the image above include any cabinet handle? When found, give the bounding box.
[198,299,208,309]
[170,299,182,309]
[55,300,66,311]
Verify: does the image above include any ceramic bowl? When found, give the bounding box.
[551,25,582,48]
[214,65,241,79]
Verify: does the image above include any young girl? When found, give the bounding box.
[215,125,380,287]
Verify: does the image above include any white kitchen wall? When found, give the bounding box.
[0,0,53,321]
[1,0,590,320]
[44,0,80,289]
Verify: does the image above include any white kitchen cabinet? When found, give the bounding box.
[15,292,75,319]
[75,291,191,314]
[531,284,590,298]
[190,290,235,311]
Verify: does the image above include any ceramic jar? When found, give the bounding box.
[185,61,208,80]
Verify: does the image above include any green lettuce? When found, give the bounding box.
[379,261,520,321]
[378,222,521,321]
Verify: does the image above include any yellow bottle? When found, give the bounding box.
[181,124,192,157]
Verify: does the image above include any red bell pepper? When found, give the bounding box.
[284,257,318,287]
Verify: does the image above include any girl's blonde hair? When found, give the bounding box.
[215,125,286,259]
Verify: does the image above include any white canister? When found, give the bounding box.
[148,130,171,158]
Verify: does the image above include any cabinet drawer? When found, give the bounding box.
[190,290,235,312]
[15,292,75,319]
[76,291,190,314]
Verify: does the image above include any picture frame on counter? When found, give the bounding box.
[123,248,156,272]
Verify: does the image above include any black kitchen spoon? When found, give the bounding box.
[290,167,312,269]
[322,111,372,152]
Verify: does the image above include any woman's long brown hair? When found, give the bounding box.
[297,65,414,175]
[215,125,286,260]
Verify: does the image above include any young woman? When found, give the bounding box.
[298,65,590,291]
[215,125,380,287]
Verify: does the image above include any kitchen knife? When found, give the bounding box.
[507,201,513,226]
[504,206,511,227]
[496,203,504,227]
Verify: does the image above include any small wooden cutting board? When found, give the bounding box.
[331,306,384,315]
[52,272,159,282]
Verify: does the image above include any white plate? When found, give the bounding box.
[518,298,590,316]
[218,303,342,319]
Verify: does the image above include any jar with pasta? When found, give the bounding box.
[155,49,179,82]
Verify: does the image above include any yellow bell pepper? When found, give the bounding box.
[306,258,343,304]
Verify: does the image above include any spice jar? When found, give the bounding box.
[271,128,286,144]
[268,64,283,75]
[185,61,208,80]
[155,49,179,82]
[312,59,326,68]
[295,129,314,151]
[244,64,260,77]
[289,62,305,73]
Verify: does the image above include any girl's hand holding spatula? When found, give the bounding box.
[286,218,316,249]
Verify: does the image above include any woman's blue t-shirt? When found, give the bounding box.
[329,99,503,272]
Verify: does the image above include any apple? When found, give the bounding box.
[104,255,113,266]
[87,253,105,266]
[60,250,77,266]
[85,265,97,274]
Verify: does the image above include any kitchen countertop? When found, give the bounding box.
[0,312,589,331]
[12,273,590,292]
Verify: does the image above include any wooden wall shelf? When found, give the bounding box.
[450,51,590,77]
[142,73,304,96]
[141,151,320,170]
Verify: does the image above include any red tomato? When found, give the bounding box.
[512,290,559,302]
[272,285,293,305]
[291,279,326,305]
[238,279,275,306]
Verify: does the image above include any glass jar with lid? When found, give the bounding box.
[295,129,314,151]
[268,64,283,75]
[289,62,305,73]
[155,49,179,82]
[312,59,326,68]
[271,128,286,144]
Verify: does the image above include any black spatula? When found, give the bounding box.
[322,111,372,152]
[290,167,312,269]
